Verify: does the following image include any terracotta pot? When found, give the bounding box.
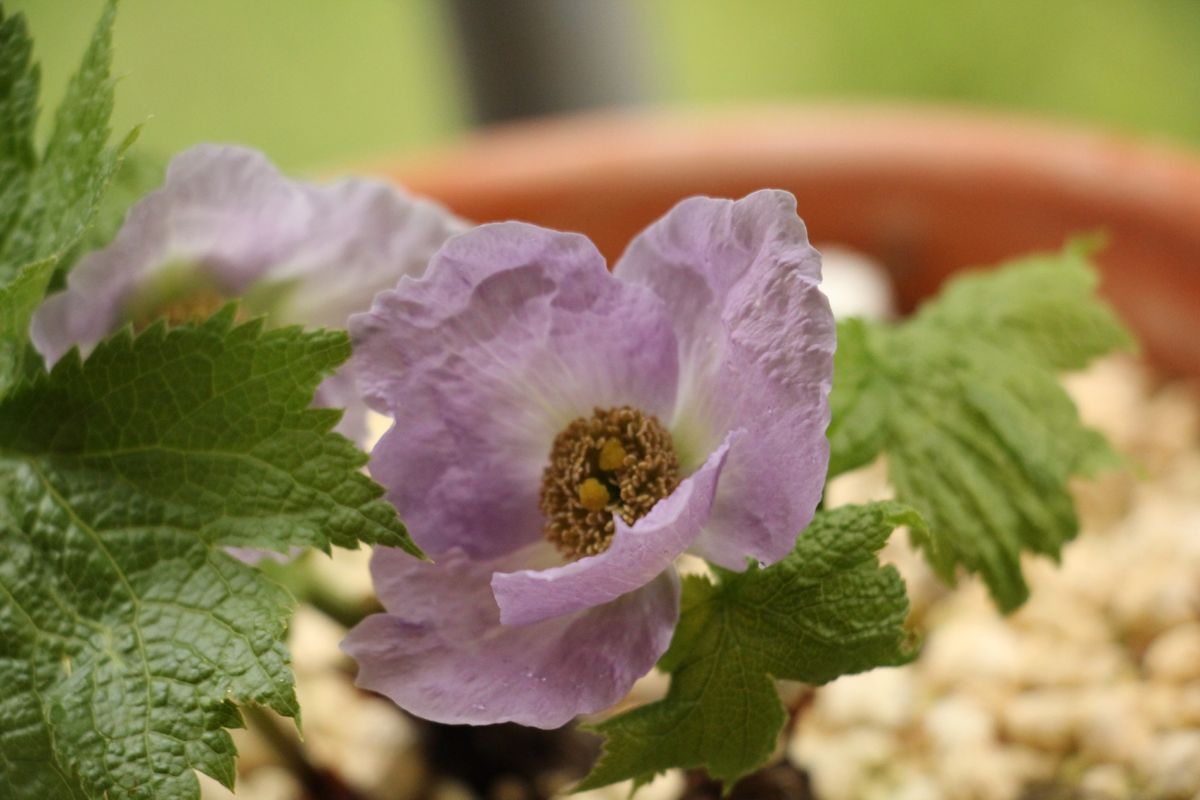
[380,107,1200,378]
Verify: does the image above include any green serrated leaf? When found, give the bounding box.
[0,254,55,396]
[50,150,166,292]
[0,1,127,274]
[825,317,889,478]
[916,244,1132,371]
[0,7,39,251]
[0,309,418,800]
[578,502,917,791]
[827,246,1133,611]
[0,1,134,398]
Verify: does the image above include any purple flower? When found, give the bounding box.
[342,190,836,728]
[31,144,467,443]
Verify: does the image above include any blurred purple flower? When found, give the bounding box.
[31,144,467,443]
[343,190,836,728]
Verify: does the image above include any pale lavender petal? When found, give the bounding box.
[28,290,110,369]
[31,145,464,377]
[144,144,313,286]
[223,546,298,565]
[614,190,835,569]
[312,367,368,442]
[342,544,679,728]
[350,223,680,559]
[700,296,840,568]
[492,435,733,626]
[270,178,469,329]
[30,144,311,365]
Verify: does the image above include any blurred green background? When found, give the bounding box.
[11,0,1200,170]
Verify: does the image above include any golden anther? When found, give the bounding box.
[577,478,611,511]
[598,438,627,472]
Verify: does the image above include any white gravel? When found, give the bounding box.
[798,355,1200,800]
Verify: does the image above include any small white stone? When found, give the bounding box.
[1108,564,1197,643]
[1074,685,1154,765]
[1000,689,1079,751]
[197,772,235,800]
[294,670,414,792]
[236,766,304,800]
[199,767,302,800]
[934,744,1020,800]
[1143,682,1187,729]
[923,695,996,753]
[1078,763,1131,799]
[1013,636,1127,688]
[572,770,682,800]
[337,700,421,793]
[287,605,349,676]
[1144,623,1200,683]
[628,770,684,800]
[1177,684,1200,726]
[308,545,376,605]
[1141,731,1200,798]
[295,672,360,742]
[1072,469,1137,530]
[817,244,896,320]
[673,553,712,579]
[596,668,669,716]
[843,727,900,767]
[1141,385,1200,472]
[364,409,391,451]
[1003,745,1058,785]
[792,729,897,800]
[824,458,893,508]
[922,616,1020,690]
[791,729,869,800]
[877,531,947,622]
[1055,535,1125,609]
[229,724,282,775]
[569,782,628,800]
[1063,356,1149,451]
[954,679,1016,718]
[813,667,916,729]
[1161,452,1200,500]
[1010,591,1113,646]
[926,578,996,623]
[861,766,944,800]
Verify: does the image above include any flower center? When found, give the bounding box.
[539,406,681,559]
[131,289,230,332]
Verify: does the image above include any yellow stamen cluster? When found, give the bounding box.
[132,289,230,332]
[539,406,680,559]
